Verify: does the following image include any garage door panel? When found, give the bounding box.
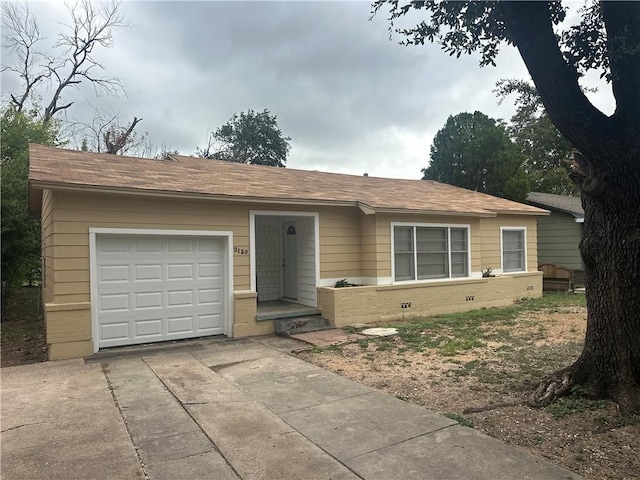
[135,264,163,281]
[167,289,193,306]
[96,235,226,348]
[135,291,163,309]
[135,238,162,253]
[198,313,222,331]
[167,315,194,334]
[198,263,223,278]
[100,321,129,342]
[167,263,194,280]
[99,237,130,253]
[167,238,194,252]
[198,288,222,305]
[135,318,163,337]
[100,293,129,312]
[99,265,130,282]
[198,239,220,251]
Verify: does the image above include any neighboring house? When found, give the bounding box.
[526,192,584,271]
[29,144,547,360]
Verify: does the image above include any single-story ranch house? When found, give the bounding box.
[29,144,548,360]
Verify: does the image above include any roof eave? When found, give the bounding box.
[369,207,496,218]
[526,201,580,217]
[491,208,550,216]
[28,180,360,208]
[29,181,551,218]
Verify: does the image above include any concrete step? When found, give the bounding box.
[274,315,334,337]
[257,307,322,321]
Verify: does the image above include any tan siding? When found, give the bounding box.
[50,191,258,302]
[318,208,362,279]
[43,187,546,359]
[51,293,88,304]
[41,189,55,304]
[54,258,90,271]
[52,234,92,246]
[47,191,369,302]
[53,208,252,227]
[479,215,539,272]
[320,244,364,255]
[53,270,89,283]
[360,215,378,278]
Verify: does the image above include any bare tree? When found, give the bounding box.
[70,106,147,155]
[2,0,128,123]
[1,3,47,112]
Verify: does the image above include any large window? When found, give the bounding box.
[502,228,526,273]
[393,225,469,281]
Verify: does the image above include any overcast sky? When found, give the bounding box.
[2,1,614,179]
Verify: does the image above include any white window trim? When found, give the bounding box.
[89,228,234,353]
[390,222,471,284]
[249,210,320,296]
[500,226,528,274]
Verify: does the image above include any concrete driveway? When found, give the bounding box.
[1,336,582,480]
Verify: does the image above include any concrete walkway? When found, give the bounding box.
[1,336,583,480]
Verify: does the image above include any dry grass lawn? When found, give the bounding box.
[298,294,639,480]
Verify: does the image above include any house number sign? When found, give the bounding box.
[234,247,249,255]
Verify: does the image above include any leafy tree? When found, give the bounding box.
[1,107,60,289]
[199,109,291,167]
[373,1,640,414]
[495,79,577,195]
[423,111,529,201]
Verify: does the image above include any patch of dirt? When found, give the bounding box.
[1,287,48,367]
[1,320,47,367]
[298,306,640,480]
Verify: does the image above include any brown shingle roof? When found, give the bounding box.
[29,144,546,217]
[526,192,583,218]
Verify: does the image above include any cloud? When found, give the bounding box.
[2,1,614,179]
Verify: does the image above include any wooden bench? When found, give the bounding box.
[538,264,585,292]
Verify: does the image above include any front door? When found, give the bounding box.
[282,222,297,299]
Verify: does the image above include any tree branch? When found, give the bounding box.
[41,0,126,124]
[501,2,614,156]
[104,117,143,154]
[1,3,48,112]
[601,1,640,138]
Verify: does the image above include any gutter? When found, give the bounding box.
[28,180,547,219]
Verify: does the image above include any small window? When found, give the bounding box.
[502,228,526,273]
[393,225,469,282]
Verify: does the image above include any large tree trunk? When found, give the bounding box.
[501,2,640,415]
[532,151,640,414]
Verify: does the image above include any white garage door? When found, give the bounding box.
[96,235,226,348]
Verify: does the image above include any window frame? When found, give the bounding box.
[500,227,527,273]
[391,222,471,283]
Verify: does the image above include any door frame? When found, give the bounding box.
[249,210,320,304]
[89,228,234,353]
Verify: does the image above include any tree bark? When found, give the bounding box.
[532,151,640,414]
[503,2,640,414]
[576,151,640,413]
